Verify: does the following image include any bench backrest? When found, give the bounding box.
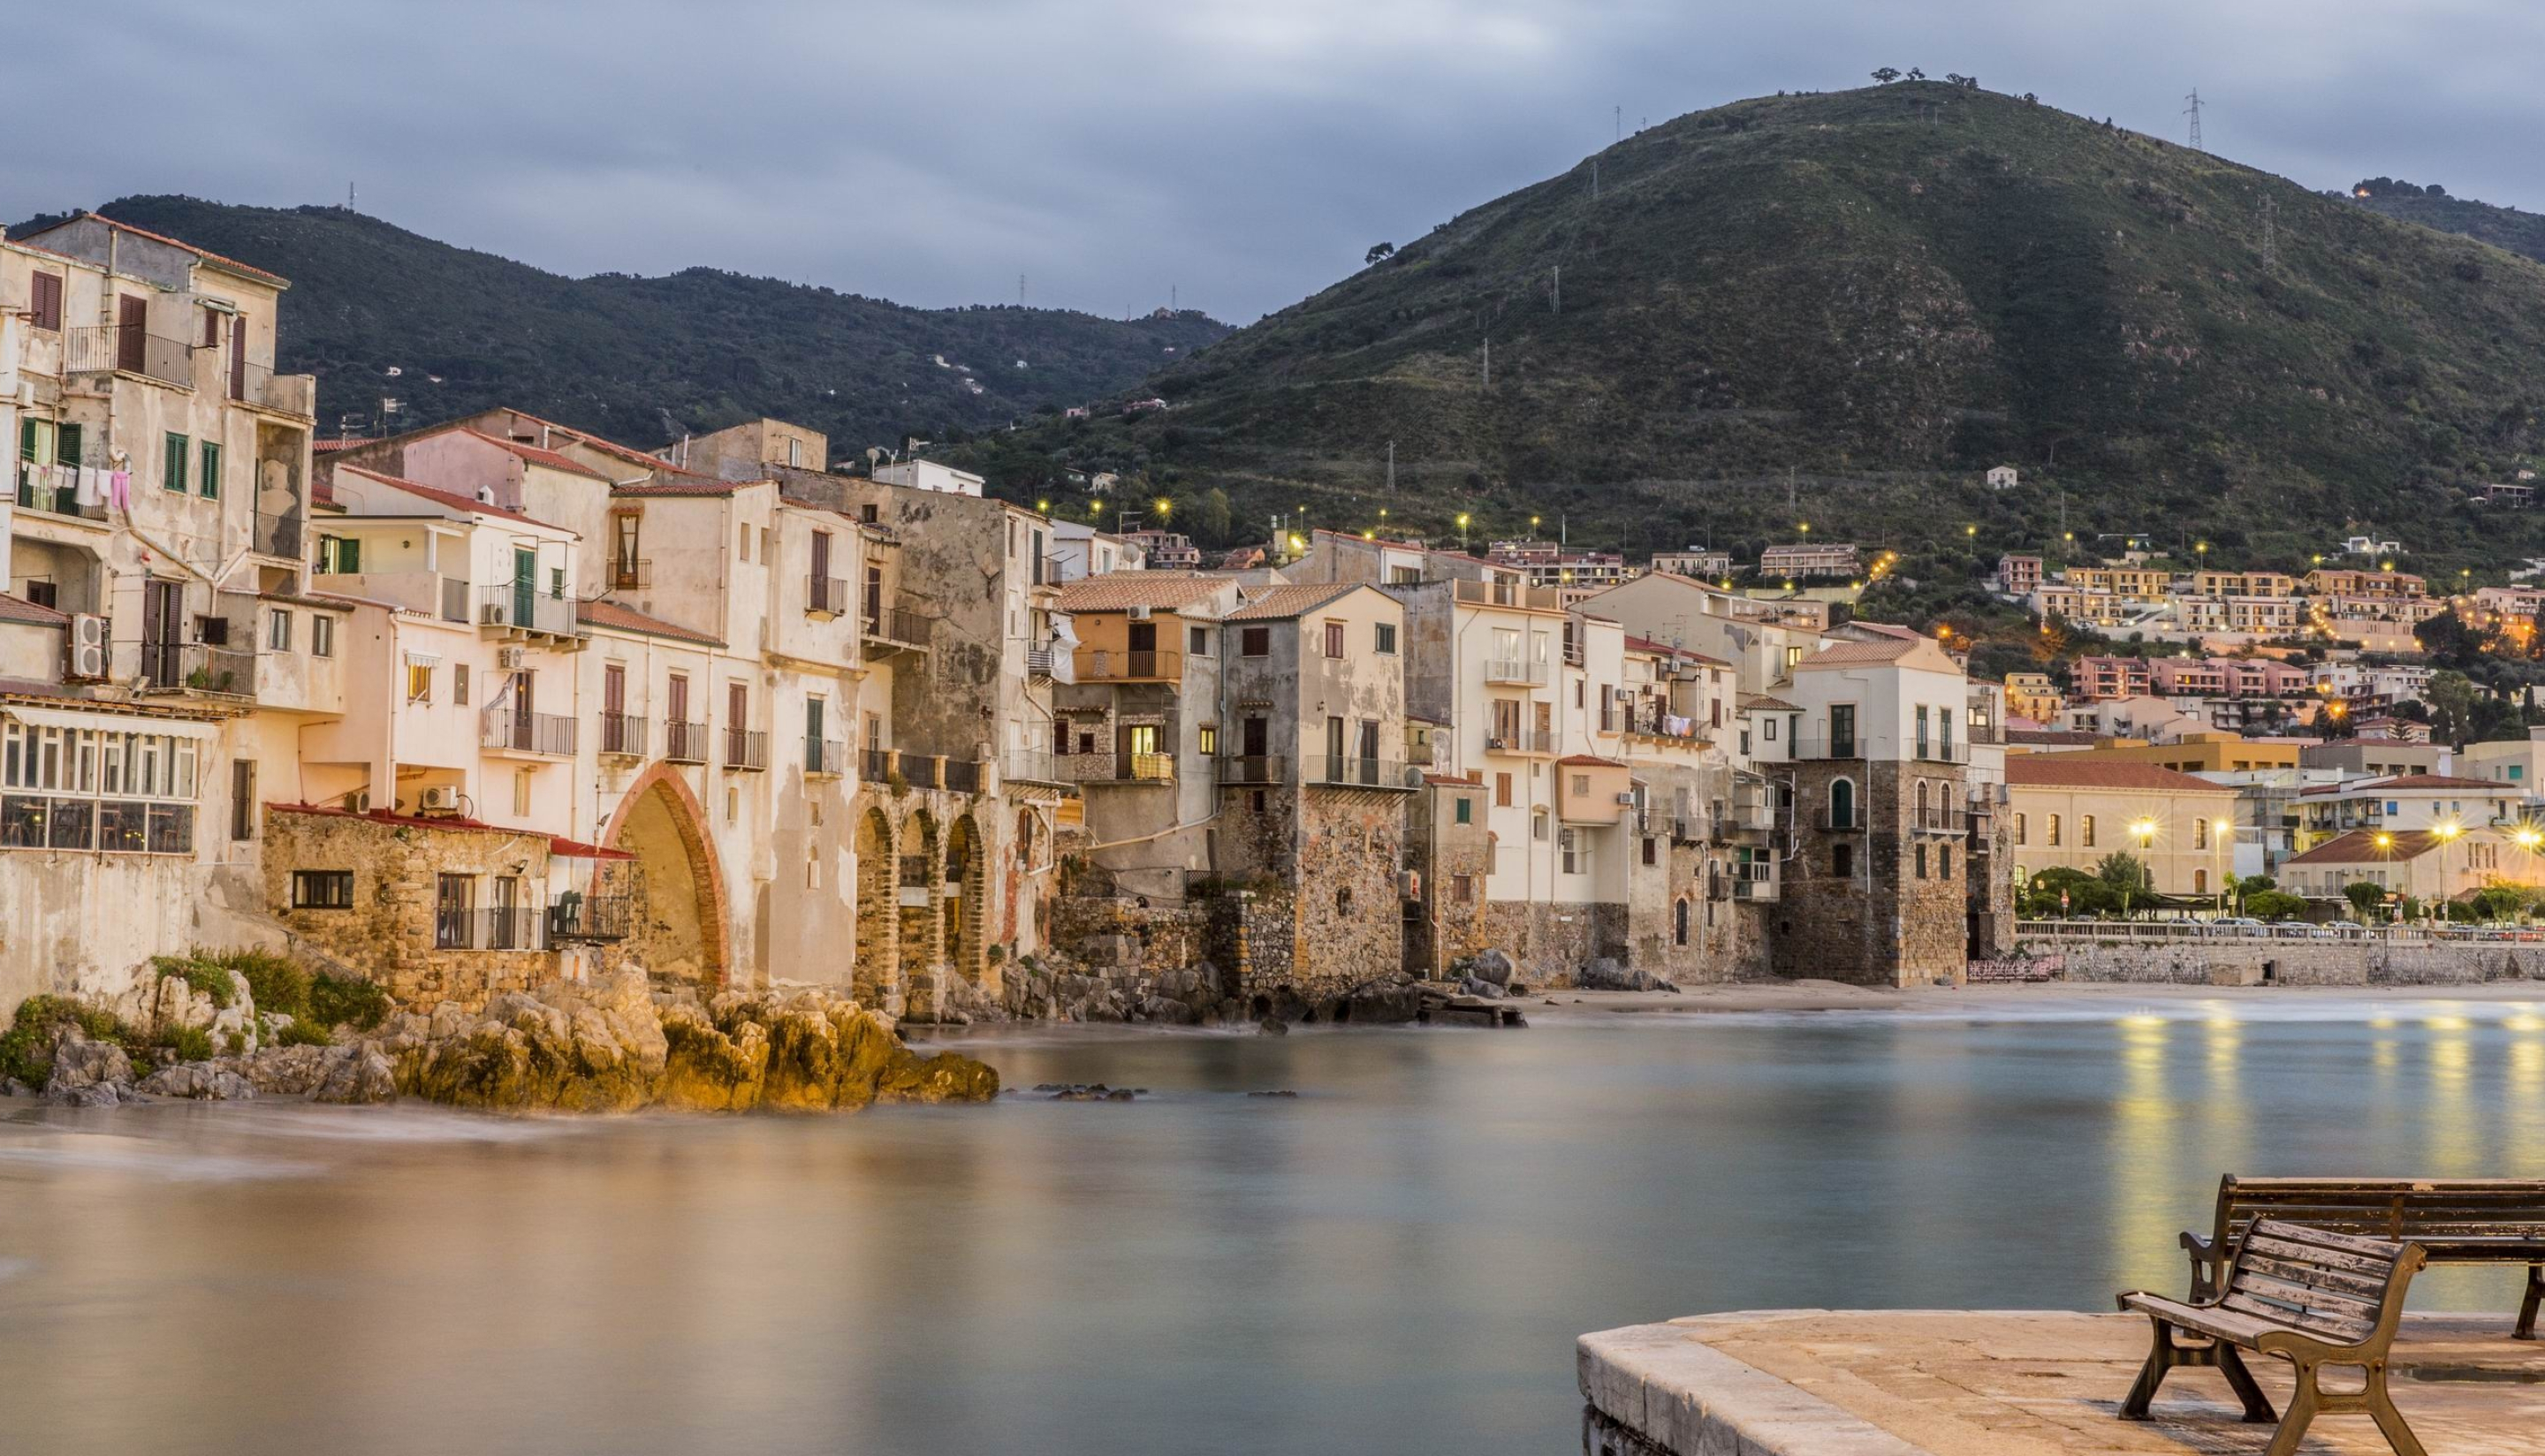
[2213,1177,2545,1254]
[2222,1218,2416,1349]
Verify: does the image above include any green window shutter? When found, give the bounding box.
[163,432,188,493]
[200,440,220,498]
[342,537,360,573]
[16,418,35,464]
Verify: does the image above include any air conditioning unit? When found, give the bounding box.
[417,785,463,814]
[67,614,107,679]
[1614,792,1637,806]
[497,647,527,670]
[1127,604,1151,620]
[1398,869,1422,900]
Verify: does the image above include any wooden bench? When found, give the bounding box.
[2119,1218,2426,1456]
[2182,1175,2545,1338]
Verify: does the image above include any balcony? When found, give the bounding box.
[482,708,577,757]
[135,643,256,699]
[941,758,984,795]
[722,729,769,772]
[598,712,649,759]
[863,608,933,652]
[65,324,192,389]
[899,753,946,789]
[477,585,588,642]
[865,747,895,781]
[1217,754,1288,785]
[548,894,633,944]
[1793,733,1861,761]
[1484,730,1554,755]
[1073,752,1175,785]
[1732,866,1779,902]
[1075,647,1182,682]
[1913,808,1970,836]
[664,720,709,764]
[1304,755,1421,792]
[12,469,109,523]
[1911,740,1971,765]
[1025,645,1056,679]
[1000,750,1076,788]
[232,361,317,419]
[804,737,847,777]
[605,558,651,592]
[806,575,851,617]
[1483,658,1549,686]
[254,510,303,559]
[435,907,548,952]
[1723,797,1776,837]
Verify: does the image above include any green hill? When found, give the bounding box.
[2347,183,2545,268]
[954,84,2545,579]
[8,194,1228,453]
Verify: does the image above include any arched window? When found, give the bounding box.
[1674,897,1690,946]
[1915,779,1931,830]
[1829,777,1857,830]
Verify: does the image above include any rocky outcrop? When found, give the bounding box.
[114,967,260,1056]
[42,1028,134,1107]
[385,973,997,1115]
[1575,958,1680,993]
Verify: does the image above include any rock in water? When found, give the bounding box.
[310,1046,398,1105]
[42,1028,132,1106]
[1257,1017,1289,1036]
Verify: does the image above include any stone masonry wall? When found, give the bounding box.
[2019,939,2545,987]
[1287,788,1408,997]
[1772,760,1966,988]
[1477,899,1628,987]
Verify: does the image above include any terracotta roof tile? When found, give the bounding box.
[1795,638,1918,667]
[612,481,747,497]
[1622,633,1728,665]
[457,428,614,482]
[80,212,290,287]
[2003,758,2237,793]
[332,466,563,530]
[1225,583,1364,621]
[2283,829,2450,867]
[1556,754,1626,767]
[0,595,69,627]
[1053,573,1233,613]
[577,599,723,647]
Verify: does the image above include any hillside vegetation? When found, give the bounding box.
[957,84,2545,578]
[9,195,1227,455]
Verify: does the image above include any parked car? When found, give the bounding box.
[2202,917,2268,937]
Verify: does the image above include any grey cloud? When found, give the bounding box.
[4,1,2540,322]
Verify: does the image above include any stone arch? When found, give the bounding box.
[603,763,731,990]
[1915,778,1931,830]
[898,808,942,1010]
[854,805,899,1008]
[942,813,987,985]
[1829,777,1857,831]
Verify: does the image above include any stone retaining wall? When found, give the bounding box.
[2019,938,2545,987]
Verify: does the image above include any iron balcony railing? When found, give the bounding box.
[12,469,109,521]
[1912,739,1971,764]
[1216,754,1288,785]
[898,753,946,789]
[864,747,895,781]
[664,720,709,763]
[1074,752,1175,784]
[1075,647,1182,681]
[233,360,316,417]
[1483,658,1550,686]
[478,585,586,639]
[863,608,933,649]
[1305,756,1421,790]
[548,894,633,943]
[254,509,303,558]
[482,709,577,756]
[723,729,768,771]
[940,758,983,795]
[65,324,192,387]
[1913,807,1971,835]
[433,906,548,952]
[1025,645,1056,678]
[606,558,651,592]
[806,575,850,616]
[598,712,649,758]
[1001,749,1073,785]
[141,643,259,697]
[1484,729,1554,755]
[804,738,847,777]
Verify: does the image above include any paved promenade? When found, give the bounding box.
[1581,1310,2545,1455]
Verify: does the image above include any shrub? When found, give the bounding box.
[150,955,236,1010]
[217,949,310,1020]
[0,996,134,1087]
[2245,890,2310,921]
[307,974,391,1033]
[158,1024,216,1063]
[271,1017,337,1049]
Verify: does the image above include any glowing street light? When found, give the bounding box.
[2515,826,2542,851]
[1036,498,1050,514]
[1154,497,1174,521]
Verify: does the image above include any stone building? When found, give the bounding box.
[1,214,320,1013]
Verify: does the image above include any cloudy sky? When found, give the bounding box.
[6,2,2538,322]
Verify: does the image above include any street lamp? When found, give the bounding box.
[2130,817,2157,917]
[1456,512,1470,550]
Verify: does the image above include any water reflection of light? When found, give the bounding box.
[2425,1022,2475,1170]
[2199,1012,2247,1174]
[2112,1017,2176,1272]
[2506,1014,2544,1035]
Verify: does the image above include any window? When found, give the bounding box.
[1531,808,1548,840]
[1324,621,1345,657]
[739,524,753,561]
[1451,873,1474,904]
[1495,773,1513,808]
[1375,622,1397,655]
[2194,818,2210,849]
[405,656,434,702]
[1939,846,1952,878]
[1197,724,1218,756]
[2080,815,2096,848]
[1188,626,1210,656]
[2015,813,2027,846]
[1764,717,1778,741]
[1455,796,1472,825]
[292,870,353,909]
[268,610,292,652]
[317,535,361,574]
[513,769,533,816]
[1570,773,1590,797]
[1828,703,1857,757]
[1560,828,1580,874]
[199,440,221,498]
[434,874,475,949]
[1242,626,1270,656]
[1674,897,1690,946]
[2194,868,2207,894]
[1833,842,1854,878]
[1915,704,1931,758]
[1828,777,1856,830]
[231,759,255,842]
[2048,814,2063,846]
[1914,844,1928,879]
[29,271,64,332]
[312,616,335,658]
[163,432,190,493]
[1643,836,1658,866]
[453,664,470,707]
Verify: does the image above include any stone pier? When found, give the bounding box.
[1581,1310,2545,1455]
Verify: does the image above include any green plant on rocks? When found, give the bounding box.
[307,973,391,1032]
[1,996,138,1086]
[149,955,238,1010]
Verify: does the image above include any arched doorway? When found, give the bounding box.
[943,815,985,985]
[604,767,729,990]
[854,807,898,1007]
[898,810,940,1008]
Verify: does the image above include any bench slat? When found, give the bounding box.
[2121,1293,2284,1346]
[2243,1232,2402,1280]
[2249,1218,2409,1260]
[2220,1292,2374,1344]
[2230,1267,2385,1320]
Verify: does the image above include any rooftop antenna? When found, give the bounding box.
[1018,273,1026,306]
[2184,88,2204,151]
[346,181,356,211]
[1171,283,1178,311]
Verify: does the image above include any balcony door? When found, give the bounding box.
[229,315,247,400]
[141,579,182,685]
[1127,619,1157,677]
[512,672,536,748]
[117,294,147,373]
[1325,716,1345,783]
[512,549,537,626]
[603,664,627,754]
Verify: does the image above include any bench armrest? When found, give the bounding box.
[2180,1231,2222,1300]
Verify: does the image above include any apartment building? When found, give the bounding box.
[2004,758,2239,899]
[1045,520,1146,582]
[2071,656,2153,701]
[2279,826,2538,904]
[1995,555,2044,596]
[2029,585,2135,629]
[1121,529,1201,570]
[2002,671,2061,724]
[1651,547,1732,581]
[2304,567,2427,599]
[1,214,319,1013]
[1759,542,1860,580]
[1485,541,1638,590]
[2294,774,2518,850]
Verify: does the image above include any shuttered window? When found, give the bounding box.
[29,272,63,332]
[163,432,189,493]
[199,440,221,498]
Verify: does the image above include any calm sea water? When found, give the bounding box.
[4,994,2543,1455]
